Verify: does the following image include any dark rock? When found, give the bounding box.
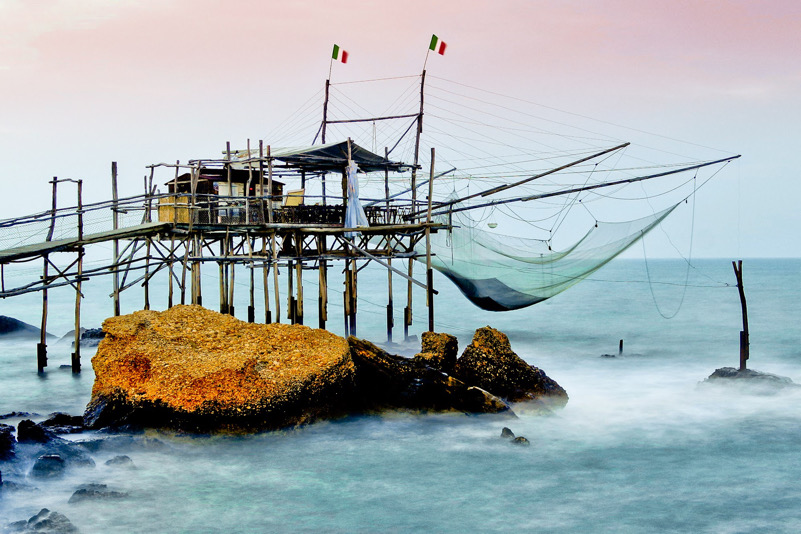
[512,436,531,446]
[41,413,85,435]
[412,332,459,374]
[68,483,128,503]
[0,412,38,420]
[80,327,105,347]
[76,435,165,454]
[703,367,798,392]
[5,508,79,533]
[104,455,135,468]
[0,316,47,339]
[500,427,515,440]
[453,326,568,407]
[1,423,16,460]
[42,439,96,469]
[29,454,66,479]
[17,420,57,444]
[348,337,511,415]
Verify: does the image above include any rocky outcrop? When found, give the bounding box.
[68,483,128,504]
[0,423,15,461]
[704,367,798,391]
[6,508,78,533]
[412,332,459,374]
[83,307,564,432]
[84,305,356,432]
[454,327,568,407]
[348,337,510,415]
[41,413,85,434]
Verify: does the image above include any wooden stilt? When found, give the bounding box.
[247,234,256,323]
[227,251,234,316]
[343,260,350,337]
[262,237,271,323]
[349,257,357,336]
[404,259,413,340]
[111,162,121,316]
[733,260,750,371]
[295,233,304,325]
[71,180,84,374]
[318,256,328,330]
[38,178,58,372]
[219,240,227,314]
[426,147,435,332]
[287,259,295,324]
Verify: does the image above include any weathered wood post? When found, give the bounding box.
[426,147,435,332]
[385,147,394,342]
[71,179,84,374]
[38,177,58,373]
[732,260,749,370]
[111,162,121,316]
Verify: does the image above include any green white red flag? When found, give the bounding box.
[332,44,349,63]
[429,34,447,55]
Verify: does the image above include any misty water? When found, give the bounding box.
[1,259,800,532]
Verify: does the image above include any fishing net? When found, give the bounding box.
[418,203,679,311]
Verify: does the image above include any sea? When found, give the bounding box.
[1,258,799,533]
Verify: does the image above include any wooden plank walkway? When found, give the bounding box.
[0,222,171,263]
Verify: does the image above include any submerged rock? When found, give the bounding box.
[348,337,510,415]
[6,508,79,533]
[104,455,135,469]
[41,413,85,435]
[84,305,356,432]
[453,326,568,407]
[704,367,798,391]
[68,483,128,503]
[29,454,66,479]
[500,427,515,440]
[512,436,531,446]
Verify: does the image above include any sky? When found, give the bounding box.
[0,0,799,258]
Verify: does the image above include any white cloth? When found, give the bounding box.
[344,160,369,237]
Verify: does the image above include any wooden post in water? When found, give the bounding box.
[38,178,58,373]
[262,237,271,323]
[426,147,435,333]
[732,260,750,371]
[318,238,327,330]
[295,233,304,325]
[143,172,153,310]
[287,259,295,324]
[71,179,84,374]
[385,147,394,342]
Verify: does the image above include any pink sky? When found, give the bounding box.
[0,0,799,257]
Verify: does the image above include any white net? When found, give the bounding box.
[418,203,678,311]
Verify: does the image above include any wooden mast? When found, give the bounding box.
[732,260,750,370]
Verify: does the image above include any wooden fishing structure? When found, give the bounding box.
[0,60,743,374]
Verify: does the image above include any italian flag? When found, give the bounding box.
[332,44,349,63]
[429,34,447,55]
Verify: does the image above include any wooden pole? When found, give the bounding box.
[247,234,256,323]
[111,162,121,316]
[263,237,271,323]
[295,233,304,325]
[271,230,280,323]
[287,259,295,324]
[343,260,350,337]
[426,147,435,332]
[168,160,179,308]
[228,241,235,316]
[349,257,357,336]
[38,177,58,372]
[143,172,153,310]
[71,180,84,374]
[219,241,227,314]
[732,260,750,371]
[318,241,327,330]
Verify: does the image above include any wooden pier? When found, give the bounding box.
[0,140,447,373]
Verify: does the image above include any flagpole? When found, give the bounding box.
[423,49,430,71]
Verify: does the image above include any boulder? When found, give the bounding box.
[104,455,135,469]
[6,508,78,533]
[500,427,515,440]
[68,483,128,503]
[453,327,568,407]
[41,413,85,435]
[348,337,510,415]
[703,367,798,391]
[17,420,57,444]
[29,454,66,479]
[84,305,356,432]
[0,423,15,460]
[412,332,458,374]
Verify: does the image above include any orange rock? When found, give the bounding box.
[85,305,355,432]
